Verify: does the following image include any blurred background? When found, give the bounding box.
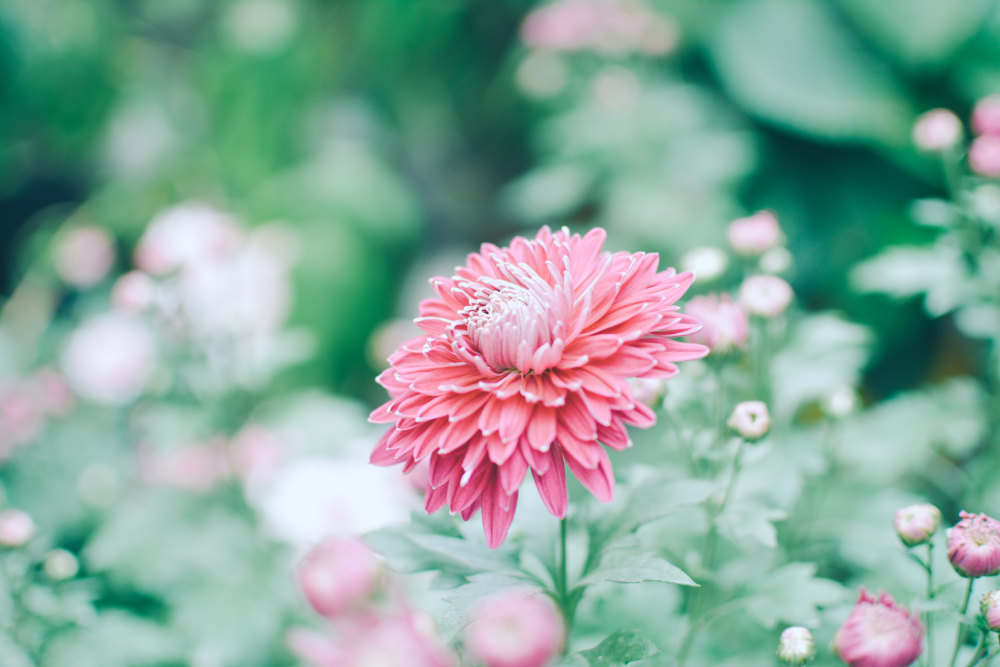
[2,0,1000,664]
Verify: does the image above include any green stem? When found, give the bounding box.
[928,542,936,667]
[965,631,989,667]
[950,578,977,667]
[556,517,574,650]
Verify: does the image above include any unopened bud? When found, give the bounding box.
[43,549,79,580]
[894,504,941,547]
[912,109,962,152]
[981,591,1000,632]
[778,626,815,664]
[727,401,770,440]
[0,509,35,547]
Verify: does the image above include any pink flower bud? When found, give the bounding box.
[970,135,1000,177]
[54,225,116,288]
[912,109,962,152]
[739,275,793,317]
[685,294,749,353]
[981,591,1000,632]
[727,211,784,255]
[111,271,156,312]
[972,95,1000,137]
[466,590,564,667]
[298,537,378,619]
[727,401,770,440]
[778,626,815,665]
[948,511,1000,578]
[894,504,941,547]
[835,589,923,667]
[0,509,35,547]
[286,628,342,667]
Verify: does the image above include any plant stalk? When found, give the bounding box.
[950,578,976,667]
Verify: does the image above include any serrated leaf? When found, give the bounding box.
[738,563,846,628]
[579,630,660,666]
[715,502,787,549]
[850,243,968,316]
[579,550,696,587]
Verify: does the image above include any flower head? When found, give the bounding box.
[970,135,1000,178]
[54,225,116,288]
[981,591,1000,632]
[60,313,157,405]
[835,589,923,667]
[370,227,706,547]
[685,294,748,354]
[894,504,940,547]
[466,590,564,667]
[739,275,793,317]
[778,626,815,665]
[727,401,770,440]
[972,95,1000,137]
[912,109,962,152]
[948,511,1000,578]
[298,537,379,619]
[727,211,784,256]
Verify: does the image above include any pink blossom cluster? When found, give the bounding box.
[520,0,678,56]
[970,95,1000,178]
[0,368,73,459]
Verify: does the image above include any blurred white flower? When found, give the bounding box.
[739,274,793,317]
[103,102,174,176]
[61,312,157,405]
[111,271,157,312]
[253,454,415,550]
[223,0,298,53]
[912,108,962,152]
[681,246,728,282]
[134,202,241,276]
[759,246,793,274]
[516,51,567,99]
[53,225,115,288]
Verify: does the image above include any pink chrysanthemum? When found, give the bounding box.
[835,589,924,667]
[370,227,706,547]
[948,511,1000,578]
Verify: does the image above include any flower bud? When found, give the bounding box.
[0,509,35,547]
[54,225,116,288]
[727,211,784,256]
[685,294,748,354]
[777,626,815,665]
[981,591,1000,632]
[43,549,79,580]
[727,401,770,440]
[835,589,923,667]
[912,109,962,152]
[948,511,1000,578]
[972,95,1000,137]
[465,590,564,667]
[739,275,793,317]
[894,504,941,547]
[297,537,378,618]
[970,135,1000,178]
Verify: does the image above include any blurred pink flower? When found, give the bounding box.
[230,425,283,486]
[911,109,962,152]
[466,590,564,667]
[520,0,676,56]
[970,135,1000,178]
[292,614,455,667]
[61,312,157,405]
[298,537,379,619]
[685,294,748,353]
[0,386,43,446]
[972,95,1000,137]
[370,227,706,547]
[133,202,241,275]
[727,401,770,440]
[835,589,923,667]
[893,503,940,548]
[30,368,74,418]
[981,591,1000,632]
[0,509,35,547]
[739,275,793,317]
[54,225,116,288]
[727,211,784,256]
[286,628,343,667]
[948,511,1000,578]
[138,441,230,492]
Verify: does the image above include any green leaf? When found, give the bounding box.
[715,502,787,549]
[850,242,968,315]
[500,163,596,222]
[708,0,912,144]
[579,630,660,666]
[579,550,696,587]
[737,563,846,628]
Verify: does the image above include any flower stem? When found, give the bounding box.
[950,578,976,667]
[556,516,574,650]
[927,542,936,666]
[964,631,988,667]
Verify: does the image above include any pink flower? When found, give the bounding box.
[739,275,793,317]
[893,504,940,547]
[911,109,962,152]
[138,441,230,492]
[294,614,455,667]
[0,509,35,547]
[133,202,241,275]
[727,211,784,256]
[972,95,1000,137]
[298,538,379,619]
[981,591,1000,632]
[727,401,770,440]
[948,511,1000,578]
[286,628,343,667]
[60,312,157,405]
[835,589,923,667]
[53,225,116,288]
[111,271,157,312]
[466,590,564,667]
[370,227,706,547]
[685,294,748,353]
[970,135,1000,178]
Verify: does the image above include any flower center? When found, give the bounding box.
[464,280,555,372]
